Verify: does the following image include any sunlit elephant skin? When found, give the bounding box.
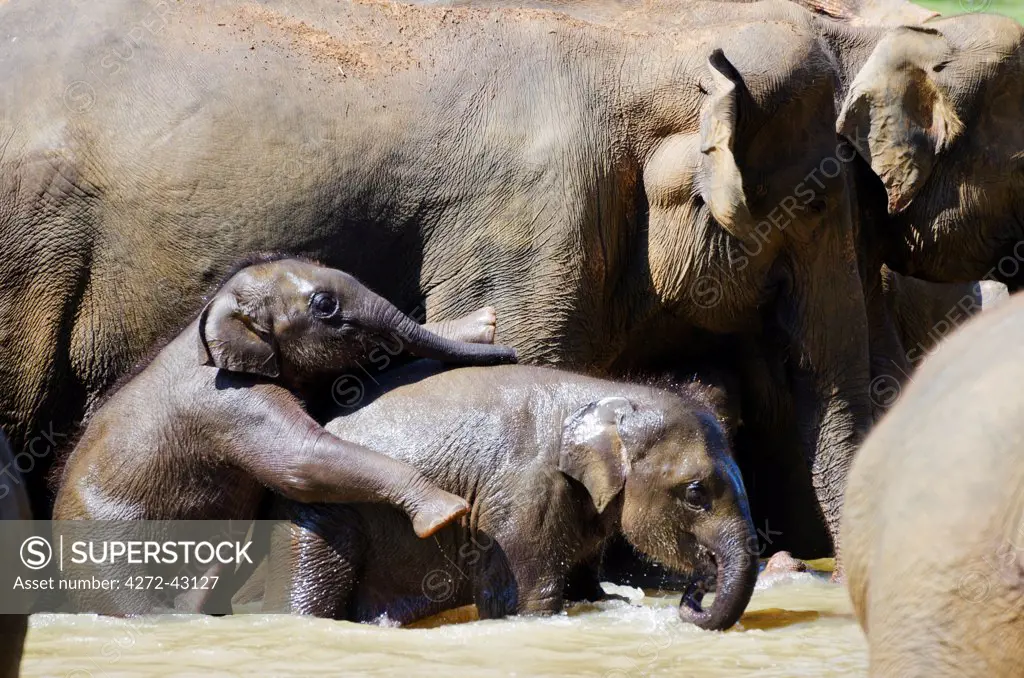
[264,361,758,631]
[0,0,872,550]
[436,0,1024,287]
[793,0,937,24]
[0,429,30,678]
[51,257,517,612]
[844,293,1024,677]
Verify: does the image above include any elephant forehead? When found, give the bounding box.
[645,449,708,481]
[284,270,315,296]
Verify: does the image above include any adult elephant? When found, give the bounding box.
[0,430,30,678]
[843,293,1024,677]
[463,0,1024,285]
[0,0,871,549]
[445,0,1024,555]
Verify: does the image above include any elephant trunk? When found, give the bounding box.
[678,518,758,631]
[360,295,518,366]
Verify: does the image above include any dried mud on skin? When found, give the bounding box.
[169,0,651,84]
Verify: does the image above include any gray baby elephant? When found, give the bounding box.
[844,291,1024,676]
[53,255,516,612]
[264,361,758,631]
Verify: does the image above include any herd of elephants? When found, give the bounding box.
[1,0,1023,674]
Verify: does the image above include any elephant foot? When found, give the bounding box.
[757,551,812,589]
[762,551,807,576]
[426,307,497,345]
[410,491,471,539]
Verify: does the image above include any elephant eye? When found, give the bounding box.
[683,482,711,512]
[309,291,339,319]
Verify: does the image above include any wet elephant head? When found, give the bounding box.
[197,257,517,382]
[837,14,1024,283]
[558,394,757,631]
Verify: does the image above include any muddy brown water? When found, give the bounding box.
[20,569,866,677]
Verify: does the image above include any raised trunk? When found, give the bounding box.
[361,298,518,366]
[678,519,759,631]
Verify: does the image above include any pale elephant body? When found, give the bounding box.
[264,361,758,630]
[0,0,871,552]
[844,293,1024,677]
[0,429,30,678]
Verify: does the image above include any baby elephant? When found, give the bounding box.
[844,293,1024,677]
[53,256,516,610]
[264,361,758,630]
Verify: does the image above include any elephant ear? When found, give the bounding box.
[558,397,635,514]
[837,27,963,215]
[699,49,757,244]
[197,292,280,378]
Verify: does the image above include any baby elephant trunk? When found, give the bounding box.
[362,296,518,366]
[678,516,759,631]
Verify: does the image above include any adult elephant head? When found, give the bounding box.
[632,19,872,551]
[836,13,1024,286]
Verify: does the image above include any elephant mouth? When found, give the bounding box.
[680,545,717,614]
[681,577,711,614]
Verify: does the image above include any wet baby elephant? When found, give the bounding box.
[844,293,1024,677]
[52,256,516,612]
[263,362,759,631]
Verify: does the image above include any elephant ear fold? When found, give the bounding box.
[837,27,963,215]
[699,49,757,244]
[558,397,634,514]
[197,292,280,378]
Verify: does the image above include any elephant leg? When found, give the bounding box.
[0,614,27,678]
[232,560,268,608]
[263,502,364,619]
[422,306,497,345]
[228,393,468,538]
[173,561,235,614]
[563,556,605,603]
[198,520,273,614]
[476,543,566,618]
[779,226,872,571]
[865,266,914,419]
[169,520,274,615]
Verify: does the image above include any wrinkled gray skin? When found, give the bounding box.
[52,258,517,612]
[0,429,29,678]
[434,0,1024,562]
[886,274,1009,366]
[844,293,1024,677]
[263,362,758,631]
[0,0,873,550]
[446,1,1024,287]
